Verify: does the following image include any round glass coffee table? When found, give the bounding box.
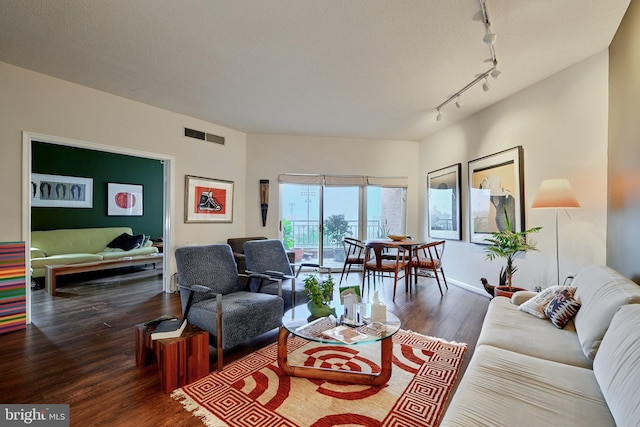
[277,303,401,385]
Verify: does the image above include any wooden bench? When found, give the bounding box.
[45,253,163,295]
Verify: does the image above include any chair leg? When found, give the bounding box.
[392,269,401,302]
[339,259,349,285]
[432,267,444,296]
[440,267,449,289]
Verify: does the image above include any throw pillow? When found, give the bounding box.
[107,233,143,251]
[545,289,581,328]
[519,286,576,319]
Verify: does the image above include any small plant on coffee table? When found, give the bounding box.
[303,273,337,318]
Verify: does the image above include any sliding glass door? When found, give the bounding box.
[323,185,360,269]
[281,183,321,266]
[280,175,407,272]
[366,186,407,239]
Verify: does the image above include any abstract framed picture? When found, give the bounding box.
[468,146,524,244]
[31,173,93,208]
[427,163,461,240]
[185,175,234,223]
[107,183,143,216]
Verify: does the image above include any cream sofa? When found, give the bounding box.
[30,227,158,278]
[441,265,640,427]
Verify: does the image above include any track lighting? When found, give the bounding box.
[434,0,500,122]
[483,32,496,45]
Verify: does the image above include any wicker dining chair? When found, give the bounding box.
[339,237,365,285]
[411,240,448,295]
[362,241,410,302]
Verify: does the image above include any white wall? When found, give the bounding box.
[419,51,609,293]
[0,48,610,300]
[0,61,249,276]
[245,134,419,238]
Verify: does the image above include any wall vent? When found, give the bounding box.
[184,127,225,145]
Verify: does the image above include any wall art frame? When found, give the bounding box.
[185,175,234,223]
[427,163,462,240]
[31,173,93,208]
[107,182,144,216]
[468,146,524,244]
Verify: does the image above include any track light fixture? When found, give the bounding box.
[483,32,497,45]
[482,77,490,92]
[434,0,500,122]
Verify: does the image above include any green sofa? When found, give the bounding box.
[30,227,158,278]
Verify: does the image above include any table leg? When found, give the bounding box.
[45,267,57,296]
[278,326,393,386]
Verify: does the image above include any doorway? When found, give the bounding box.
[22,131,174,324]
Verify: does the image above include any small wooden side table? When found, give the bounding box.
[135,322,210,393]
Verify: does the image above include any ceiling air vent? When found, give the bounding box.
[184,127,225,145]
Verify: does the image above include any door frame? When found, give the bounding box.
[21,131,175,324]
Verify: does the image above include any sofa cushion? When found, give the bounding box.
[96,246,158,260]
[31,227,134,256]
[107,233,144,251]
[440,345,615,427]
[572,265,640,359]
[593,304,640,427]
[31,253,104,269]
[519,285,576,319]
[476,297,592,368]
[545,289,581,328]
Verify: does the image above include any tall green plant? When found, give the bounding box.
[281,218,294,250]
[484,208,541,291]
[324,214,351,247]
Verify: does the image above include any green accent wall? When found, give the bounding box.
[31,141,163,238]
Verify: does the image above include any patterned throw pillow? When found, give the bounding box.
[545,289,581,328]
[519,286,576,319]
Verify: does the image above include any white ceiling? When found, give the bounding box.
[0,0,631,141]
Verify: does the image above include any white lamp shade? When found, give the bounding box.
[531,179,580,208]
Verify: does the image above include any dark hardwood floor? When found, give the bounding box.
[0,267,489,427]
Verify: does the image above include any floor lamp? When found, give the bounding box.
[531,179,580,286]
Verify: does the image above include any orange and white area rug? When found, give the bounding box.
[172,330,466,427]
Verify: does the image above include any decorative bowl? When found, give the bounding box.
[387,235,407,241]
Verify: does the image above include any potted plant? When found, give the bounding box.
[303,273,337,318]
[484,208,541,297]
[324,214,351,261]
[282,218,304,262]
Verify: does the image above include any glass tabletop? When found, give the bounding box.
[281,303,401,345]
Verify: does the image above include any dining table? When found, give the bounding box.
[363,237,427,293]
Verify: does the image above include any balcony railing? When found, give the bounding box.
[286,219,387,249]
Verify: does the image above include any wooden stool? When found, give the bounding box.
[135,322,210,393]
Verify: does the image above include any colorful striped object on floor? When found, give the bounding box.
[0,242,26,334]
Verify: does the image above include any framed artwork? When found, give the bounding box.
[107,183,143,216]
[31,173,93,208]
[468,146,524,244]
[427,163,461,240]
[185,175,234,223]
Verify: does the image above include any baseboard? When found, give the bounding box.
[448,278,492,299]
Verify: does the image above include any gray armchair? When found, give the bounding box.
[243,239,310,311]
[227,236,295,289]
[175,244,284,371]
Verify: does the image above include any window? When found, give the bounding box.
[279,174,407,270]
